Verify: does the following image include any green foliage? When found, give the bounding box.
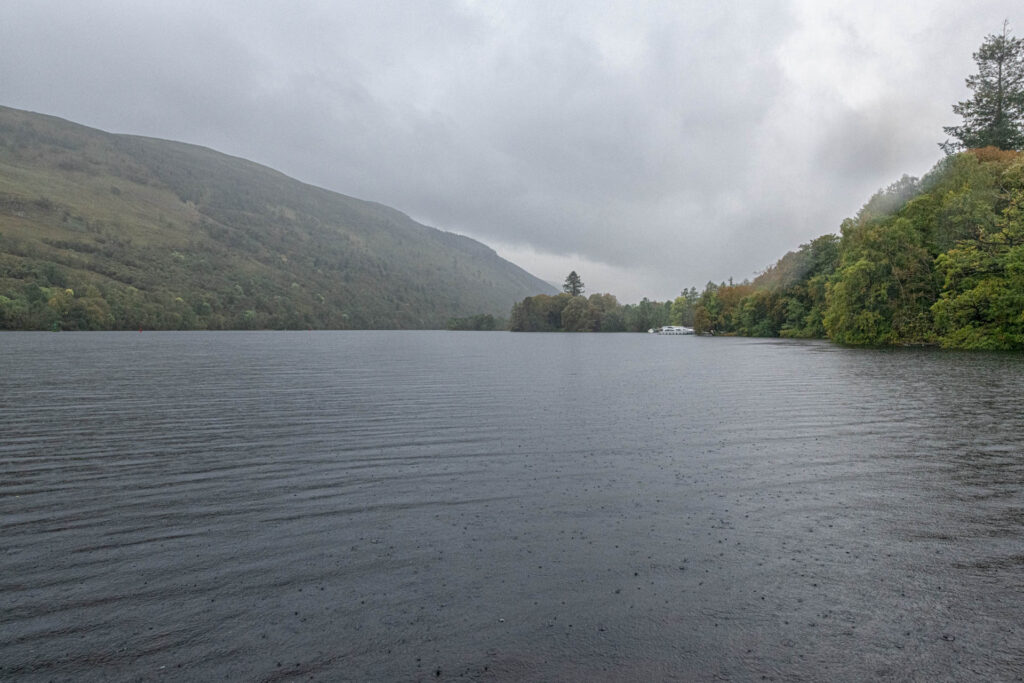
[856,175,921,223]
[931,184,1024,349]
[692,305,712,335]
[0,105,555,330]
[942,22,1024,153]
[690,148,1024,349]
[914,151,1006,252]
[560,295,594,331]
[586,293,624,331]
[708,282,754,334]
[509,28,1024,348]
[670,287,699,327]
[562,270,585,296]
[623,298,672,332]
[509,291,664,333]
[825,216,937,345]
[683,234,841,339]
[509,293,571,332]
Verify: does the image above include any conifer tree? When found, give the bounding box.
[942,22,1024,153]
[562,271,584,296]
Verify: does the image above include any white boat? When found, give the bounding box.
[655,325,694,335]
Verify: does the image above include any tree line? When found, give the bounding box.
[521,149,1020,349]
[504,270,667,332]
[509,26,1024,350]
[687,148,1023,349]
[682,26,1024,349]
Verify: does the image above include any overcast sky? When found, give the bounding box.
[2,1,1020,301]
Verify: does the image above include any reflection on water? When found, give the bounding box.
[1,331,1022,681]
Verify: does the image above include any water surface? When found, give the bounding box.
[2,331,1022,681]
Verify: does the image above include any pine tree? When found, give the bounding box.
[562,271,584,296]
[942,23,1024,154]
[941,22,1024,153]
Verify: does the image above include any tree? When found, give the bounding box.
[692,305,712,335]
[824,217,937,345]
[670,287,699,326]
[942,22,1024,153]
[586,293,621,331]
[932,186,1024,349]
[509,293,571,332]
[560,295,593,331]
[623,297,670,332]
[563,270,584,296]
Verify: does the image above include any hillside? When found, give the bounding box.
[0,105,555,330]
[681,148,1024,349]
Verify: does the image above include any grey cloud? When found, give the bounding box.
[2,0,1021,300]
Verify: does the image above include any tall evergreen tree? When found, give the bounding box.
[942,22,1024,153]
[563,271,584,296]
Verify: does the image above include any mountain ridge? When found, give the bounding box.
[0,105,555,329]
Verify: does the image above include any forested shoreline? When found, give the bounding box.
[5,26,1023,346]
[680,148,1024,349]
[510,148,1024,349]
[509,291,673,332]
[511,27,1024,349]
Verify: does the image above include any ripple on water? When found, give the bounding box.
[1,331,1022,681]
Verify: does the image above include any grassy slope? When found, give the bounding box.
[0,105,555,329]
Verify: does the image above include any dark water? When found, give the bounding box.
[2,331,1023,682]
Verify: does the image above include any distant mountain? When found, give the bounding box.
[0,105,555,330]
